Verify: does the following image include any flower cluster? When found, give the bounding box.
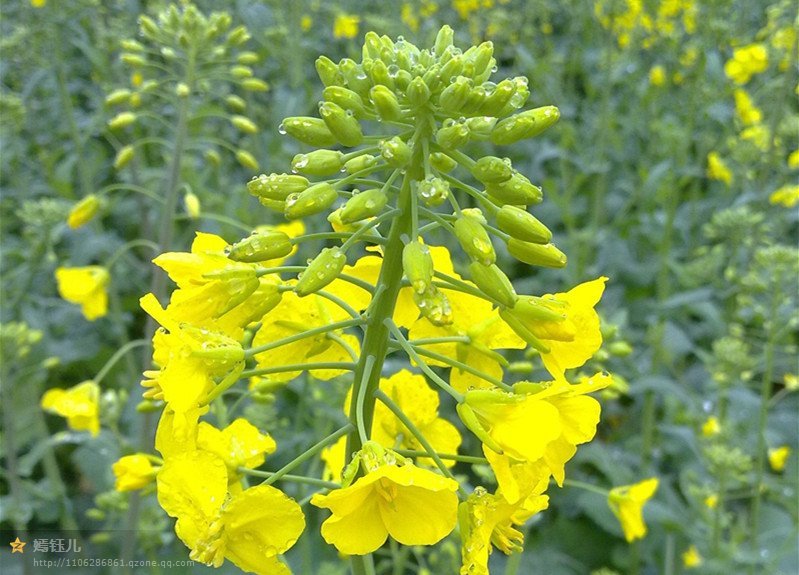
[124,26,629,574]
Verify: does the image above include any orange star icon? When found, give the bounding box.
[10,537,26,553]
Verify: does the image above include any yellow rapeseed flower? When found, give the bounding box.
[112,454,157,491]
[682,545,702,568]
[769,185,799,208]
[784,374,799,391]
[333,14,360,39]
[55,266,110,321]
[31,0,46,7]
[649,65,666,86]
[724,43,769,85]
[768,446,790,472]
[459,487,549,575]
[197,418,276,477]
[740,124,771,151]
[300,15,312,32]
[41,381,100,436]
[312,443,459,555]
[401,3,419,32]
[788,149,799,169]
[701,416,721,437]
[704,494,718,509]
[733,89,762,126]
[608,477,659,542]
[706,152,733,186]
[157,450,304,574]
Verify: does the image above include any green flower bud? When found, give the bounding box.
[121,53,147,67]
[241,78,270,92]
[105,89,131,106]
[512,296,566,323]
[466,41,494,78]
[413,285,453,326]
[67,194,101,229]
[86,508,106,521]
[175,82,190,97]
[439,54,464,82]
[465,116,497,141]
[136,400,162,413]
[498,308,550,353]
[369,59,394,90]
[496,205,552,243]
[339,189,388,223]
[185,192,200,218]
[485,172,542,205]
[479,79,516,115]
[231,65,254,79]
[295,247,347,297]
[434,25,455,57]
[416,176,450,207]
[284,182,338,219]
[323,86,367,117]
[280,117,337,147]
[507,240,567,268]
[394,69,414,91]
[228,230,293,262]
[113,145,135,170]
[340,59,372,96]
[120,39,144,52]
[436,120,470,149]
[205,149,221,167]
[380,136,411,167]
[237,51,260,65]
[429,152,457,173]
[406,77,431,108]
[472,156,512,184]
[403,241,434,294]
[258,197,285,213]
[248,173,309,200]
[362,32,383,61]
[108,112,136,130]
[469,262,517,308]
[422,65,443,93]
[225,94,247,112]
[316,56,342,87]
[235,149,260,171]
[138,15,159,39]
[461,86,487,114]
[454,214,495,265]
[319,101,364,147]
[230,115,258,134]
[291,150,345,176]
[370,85,402,121]
[226,26,250,46]
[344,154,378,174]
[491,106,560,145]
[438,77,471,112]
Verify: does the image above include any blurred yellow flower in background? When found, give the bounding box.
[701,416,720,437]
[41,381,100,436]
[733,89,762,126]
[67,194,101,229]
[724,43,768,84]
[706,152,733,186]
[112,454,156,491]
[55,266,110,321]
[768,446,790,472]
[649,65,666,86]
[682,544,703,568]
[769,185,799,208]
[608,477,658,542]
[333,14,360,39]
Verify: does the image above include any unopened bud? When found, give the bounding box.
[295,247,347,297]
[406,77,431,108]
[323,86,367,117]
[121,53,147,67]
[105,89,131,106]
[230,65,254,79]
[465,116,497,141]
[319,101,364,147]
[231,115,258,134]
[175,82,190,97]
[507,240,567,268]
[235,150,260,171]
[108,112,136,130]
[205,149,221,167]
[344,154,377,174]
[370,59,394,90]
[291,150,344,176]
[472,156,512,184]
[316,56,342,87]
[491,106,560,145]
[228,231,292,262]
[496,205,551,243]
[466,41,494,78]
[380,136,411,168]
[248,173,309,200]
[340,189,388,223]
[436,120,470,149]
[284,182,338,218]
[403,242,434,294]
[413,285,453,326]
[469,262,517,307]
[237,51,260,65]
[485,172,542,205]
[416,177,450,207]
[479,79,515,115]
[454,215,495,265]
[371,85,402,121]
[138,15,159,39]
[136,400,162,413]
[113,145,135,170]
[439,54,464,82]
[434,25,455,57]
[225,94,247,112]
[281,117,337,147]
[438,77,470,112]
[184,192,200,218]
[429,152,457,173]
[257,197,285,213]
[226,26,250,46]
[512,296,566,323]
[67,195,101,229]
[340,59,372,95]
[241,78,269,92]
